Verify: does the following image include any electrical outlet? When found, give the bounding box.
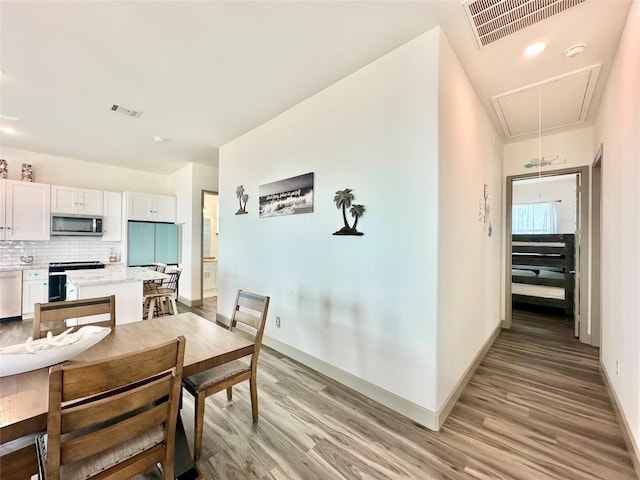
[616,360,620,376]
[276,316,281,328]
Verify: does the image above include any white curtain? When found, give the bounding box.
[512,202,558,234]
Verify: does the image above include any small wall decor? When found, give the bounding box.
[235,185,248,215]
[0,159,7,179]
[259,172,314,218]
[333,188,365,236]
[21,163,34,182]
[524,155,565,169]
[478,183,492,237]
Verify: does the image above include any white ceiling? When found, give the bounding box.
[0,1,632,175]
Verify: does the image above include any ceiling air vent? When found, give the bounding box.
[109,104,143,119]
[463,0,586,47]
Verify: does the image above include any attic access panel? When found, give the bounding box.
[491,64,600,139]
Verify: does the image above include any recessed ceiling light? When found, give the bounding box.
[152,136,166,143]
[564,44,586,57]
[524,42,546,56]
[0,127,17,135]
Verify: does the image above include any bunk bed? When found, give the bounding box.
[511,234,575,316]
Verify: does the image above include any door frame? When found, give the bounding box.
[504,166,590,343]
[201,189,218,302]
[590,144,603,347]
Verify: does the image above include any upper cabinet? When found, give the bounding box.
[124,192,176,223]
[1,180,51,241]
[51,185,103,215]
[102,191,122,242]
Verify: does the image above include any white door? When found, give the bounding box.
[0,180,6,240]
[6,181,51,240]
[78,189,103,215]
[51,185,78,213]
[127,192,154,221]
[102,191,122,242]
[154,195,177,223]
[574,174,582,337]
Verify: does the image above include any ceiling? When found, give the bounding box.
[0,1,632,175]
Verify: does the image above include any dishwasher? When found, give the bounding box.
[0,270,23,321]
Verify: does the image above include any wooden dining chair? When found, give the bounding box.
[182,290,270,460]
[36,336,186,480]
[33,295,116,340]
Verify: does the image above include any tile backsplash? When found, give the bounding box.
[0,238,121,268]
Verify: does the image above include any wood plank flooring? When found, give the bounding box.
[1,304,635,479]
[177,306,636,480]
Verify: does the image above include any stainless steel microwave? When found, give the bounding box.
[51,214,103,236]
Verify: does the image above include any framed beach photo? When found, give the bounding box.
[259,172,314,218]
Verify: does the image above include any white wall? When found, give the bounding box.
[219,27,503,427]
[219,29,442,422]
[593,0,640,461]
[436,31,503,408]
[0,146,170,193]
[169,162,218,305]
[503,127,594,177]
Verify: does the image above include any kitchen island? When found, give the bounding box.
[66,265,168,324]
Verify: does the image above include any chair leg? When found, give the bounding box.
[194,392,206,461]
[226,387,232,401]
[147,298,155,320]
[170,296,178,315]
[250,376,258,423]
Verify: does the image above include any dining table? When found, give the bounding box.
[0,312,255,480]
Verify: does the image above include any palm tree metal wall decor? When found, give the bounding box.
[235,185,248,215]
[333,188,365,236]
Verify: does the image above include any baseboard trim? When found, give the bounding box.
[600,360,640,478]
[262,335,440,430]
[436,323,501,428]
[177,296,202,308]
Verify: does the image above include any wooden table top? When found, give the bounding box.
[0,312,254,444]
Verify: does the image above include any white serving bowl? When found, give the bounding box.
[0,326,111,377]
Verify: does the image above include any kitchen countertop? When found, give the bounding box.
[0,264,49,272]
[66,266,169,286]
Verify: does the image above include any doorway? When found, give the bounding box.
[201,190,218,300]
[505,166,590,344]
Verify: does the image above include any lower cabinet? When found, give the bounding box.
[203,260,217,296]
[22,269,49,319]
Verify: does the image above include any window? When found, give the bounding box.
[512,202,557,234]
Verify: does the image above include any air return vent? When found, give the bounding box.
[109,104,143,118]
[463,0,586,47]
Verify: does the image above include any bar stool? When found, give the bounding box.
[145,267,181,319]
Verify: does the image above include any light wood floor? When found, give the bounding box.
[1,305,635,479]
[177,306,636,480]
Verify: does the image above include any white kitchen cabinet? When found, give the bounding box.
[22,269,49,319]
[102,191,122,242]
[0,180,51,241]
[51,185,103,215]
[124,192,176,223]
[203,260,217,296]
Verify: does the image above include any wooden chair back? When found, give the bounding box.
[230,290,270,361]
[149,262,167,273]
[41,336,186,480]
[161,267,182,292]
[33,295,116,340]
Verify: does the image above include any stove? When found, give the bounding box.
[49,261,105,272]
[48,261,105,302]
